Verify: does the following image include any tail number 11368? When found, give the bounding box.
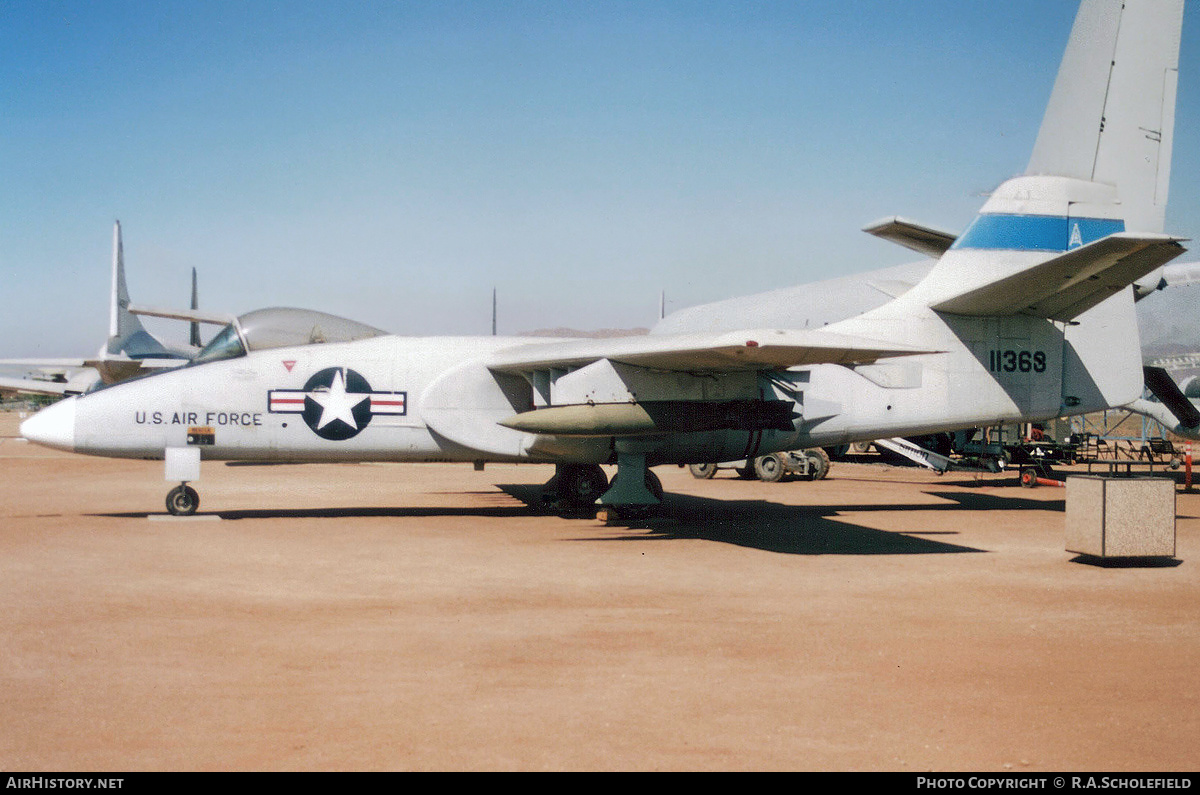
[988,349,1047,374]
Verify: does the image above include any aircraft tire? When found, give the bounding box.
[689,463,718,479]
[802,448,831,481]
[166,485,200,516]
[825,445,850,461]
[646,468,663,500]
[558,464,609,508]
[601,471,664,522]
[754,454,786,483]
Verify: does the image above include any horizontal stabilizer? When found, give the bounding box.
[127,304,235,326]
[862,217,958,258]
[931,233,1187,321]
[489,328,938,374]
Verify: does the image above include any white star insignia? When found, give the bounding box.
[309,369,368,431]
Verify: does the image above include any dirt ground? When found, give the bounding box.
[1,411,1197,772]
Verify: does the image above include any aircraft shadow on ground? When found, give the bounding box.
[92,484,1072,557]
[499,485,1032,556]
[97,503,533,522]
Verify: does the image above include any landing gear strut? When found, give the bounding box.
[599,449,664,519]
[542,446,667,519]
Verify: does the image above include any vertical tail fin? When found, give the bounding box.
[911,0,1187,315]
[885,0,1189,418]
[1025,0,1184,235]
[105,220,149,355]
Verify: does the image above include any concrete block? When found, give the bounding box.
[1065,476,1176,558]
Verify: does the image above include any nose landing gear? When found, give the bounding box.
[164,447,202,516]
[166,483,200,516]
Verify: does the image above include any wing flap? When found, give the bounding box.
[931,233,1187,321]
[488,328,937,373]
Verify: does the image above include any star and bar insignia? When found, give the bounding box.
[268,367,406,440]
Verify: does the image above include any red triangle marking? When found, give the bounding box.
[283,360,296,372]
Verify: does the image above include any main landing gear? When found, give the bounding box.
[599,450,663,520]
[543,464,611,514]
[542,452,665,519]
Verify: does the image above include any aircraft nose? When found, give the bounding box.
[20,397,77,452]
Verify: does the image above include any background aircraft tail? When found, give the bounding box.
[105,220,151,356]
[102,220,189,362]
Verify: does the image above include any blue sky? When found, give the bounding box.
[3,1,1200,356]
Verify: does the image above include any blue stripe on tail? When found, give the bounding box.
[951,214,1125,252]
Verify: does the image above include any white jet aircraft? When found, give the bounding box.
[20,0,1193,517]
[0,221,222,397]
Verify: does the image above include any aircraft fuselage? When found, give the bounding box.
[31,289,1138,471]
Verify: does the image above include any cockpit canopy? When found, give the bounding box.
[194,308,388,364]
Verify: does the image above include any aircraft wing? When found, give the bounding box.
[0,358,88,369]
[931,233,1188,321]
[862,216,959,258]
[81,356,189,385]
[488,328,937,373]
[0,374,73,397]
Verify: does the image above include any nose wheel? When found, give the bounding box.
[166,484,200,516]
